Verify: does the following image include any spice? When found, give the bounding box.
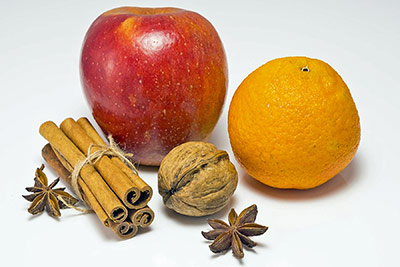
[108,220,138,239]
[40,120,128,222]
[42,144,134,239]
[128,206,155,228]
[76,117,152,209]
[39,117,154,239]
[23,164,78,217]
[60,118,151,209]
[158,142,238,216]
[201,204,268,258]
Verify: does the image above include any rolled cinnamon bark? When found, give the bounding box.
[76,117,105,146]
[108,221,138,240]
[39,121,128,223]
[111,157,153,209]
[77,117,153,209]
[60,118,141,209]
[42,143,110,227]
[128,206,155,228]
[43,144,139,239]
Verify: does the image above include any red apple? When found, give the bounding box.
[80,7,227,166]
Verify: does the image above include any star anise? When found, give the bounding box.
[23,164,79,217]
[201,204,268,258]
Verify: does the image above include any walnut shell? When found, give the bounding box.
[158,142,238,216]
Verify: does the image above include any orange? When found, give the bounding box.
[228,57,360,189]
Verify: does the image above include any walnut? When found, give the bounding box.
[158,142,238,216]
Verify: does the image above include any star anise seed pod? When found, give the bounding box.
[23,164,79,217]
[201,204,268,258]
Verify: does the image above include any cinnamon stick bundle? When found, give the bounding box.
[39,121,128,223]
[42,144,138,239]
[39,118,155,239]
[77,117,152,209]
[60,118,142,209]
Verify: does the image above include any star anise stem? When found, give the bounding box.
[201,204,268,258]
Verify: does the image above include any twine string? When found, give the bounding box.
[56,195,92,213]
[68,135,136,212]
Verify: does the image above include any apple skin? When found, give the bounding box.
[80,7,227,166]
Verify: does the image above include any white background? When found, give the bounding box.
[1,0,399,266]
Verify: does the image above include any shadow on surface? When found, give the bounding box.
[137,164,159,173]
[161,196,237,226]
[241,156,362,201]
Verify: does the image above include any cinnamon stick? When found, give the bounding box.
[129,206,155,228]
[108,221,138,239]
[39,121,128,223]
[77,117,153,209]
[59,118,141,209]
[42,143,110,226]
[111,157,152,209]
[76,117,105,146]
[42,144,138,239]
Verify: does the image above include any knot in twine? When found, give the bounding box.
[58,135,138,213]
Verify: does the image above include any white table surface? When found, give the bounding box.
[1,0,399,266]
